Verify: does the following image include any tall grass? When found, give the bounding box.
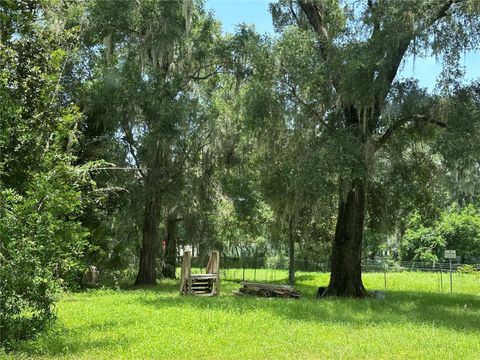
[4,272,480,359]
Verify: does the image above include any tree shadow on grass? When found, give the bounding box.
[294,274,323,282]
[136,282,480,333]
[73,279,180,294]
[13,321,136,358]
[12,281,479,358]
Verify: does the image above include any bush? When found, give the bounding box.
[457,265,477,274]
[400,213,445,263]
[265,254,288,269]
[401,206,480,263]
[0,173,88,349]
[0,3,90,348]
[437,205,480,262]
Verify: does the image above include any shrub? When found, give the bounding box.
[437,205,480,262]
[0,173,88,348]
[457,264,477,274]
[400,213,445,263]
[401,206,480,263]
[265,254,289,269]
[0,2,89,348]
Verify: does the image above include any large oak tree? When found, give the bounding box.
[82,0,224,284]
[271,0,480,296]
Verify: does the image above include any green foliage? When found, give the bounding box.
[401,206,480,263]
[1,0,480,349]
[77,1,230,281]
[402,222,444,263]
[70,0,480,290]
[0,172,88,346]
[265,253,289,269]
[457,264,477,274]
[235,26,340,261]
[362,229,387,260]
[437,205,480,261]
[0,1,89,348]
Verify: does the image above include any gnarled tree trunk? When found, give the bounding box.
[321,103,373,297]
[135,194,161,285]
[135,146,164,286]
[162,215,178,279]
[325,178,368,297]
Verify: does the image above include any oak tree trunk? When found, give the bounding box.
[162,216,178,279]
[288,217,295,286]
[325,178,368,297]
[134,195,161,285]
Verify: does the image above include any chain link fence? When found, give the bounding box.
[198,256,480,294]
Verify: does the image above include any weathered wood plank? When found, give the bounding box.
[179,251,192,293]
[180,250,220,296]
[241,282,295,290]
[206,250,219,274]
[237,282,300,299]
[190,274,218,279]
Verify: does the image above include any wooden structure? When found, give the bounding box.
[180,250,220,296]
[82,265,99,286]
[236,282,300,299]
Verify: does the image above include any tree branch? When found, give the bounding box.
[376,114,447,150]
[297,0,329,60]
[189,65,223,80]
[121,123,147,179]
[289,0,301,28]
[430,0,463,24]
[177,61,233,95]
[287,82,334,132]
[367,0,380,34]
[373,0,463,112]
[297,0,342,95]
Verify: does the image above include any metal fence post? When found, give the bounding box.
[254,253,257,282]
[242,251,245,282]
[439,262,443,292]
[449,259,453,293]
[384,262,387,291]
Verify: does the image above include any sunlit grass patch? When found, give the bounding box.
[5,272,480,359]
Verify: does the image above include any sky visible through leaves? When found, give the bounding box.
[205,0,480,91]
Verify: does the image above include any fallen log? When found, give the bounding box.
[237,282,300,299]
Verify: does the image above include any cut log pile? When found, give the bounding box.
[237,282,301,299]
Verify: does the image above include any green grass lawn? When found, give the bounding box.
[4,271,480,359]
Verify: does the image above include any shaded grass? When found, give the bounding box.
[4,272,480,359]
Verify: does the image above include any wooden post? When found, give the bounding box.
[216,252,220,295]
[206,250,219,273]
[179,251,192,294]
[206,250,220,295]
